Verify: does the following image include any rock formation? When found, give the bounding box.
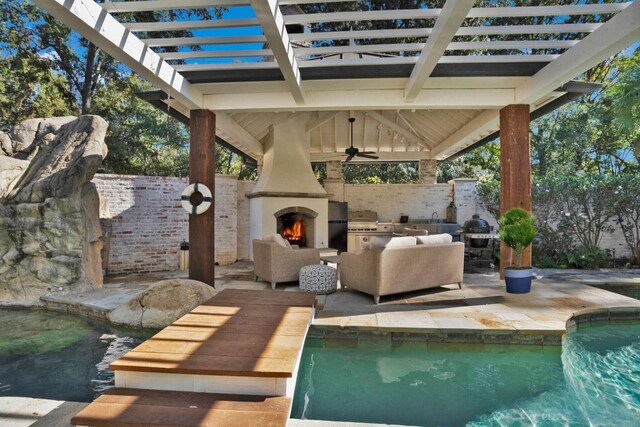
[0,116,108,303]
[107,279,217,328]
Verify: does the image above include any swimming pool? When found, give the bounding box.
[0,309,154,402]
[292,322,640,426]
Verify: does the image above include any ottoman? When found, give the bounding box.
[299,264,337,294]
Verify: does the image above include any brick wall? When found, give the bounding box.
[344,183,451,222]
[94,174,238,274]
[237,180,255,260]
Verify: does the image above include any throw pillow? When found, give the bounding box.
[373,236,417,248]
[262,233,289,248]
[403,228,428,236]
[416,234,453,245]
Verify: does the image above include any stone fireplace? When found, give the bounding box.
[248,116,328,258]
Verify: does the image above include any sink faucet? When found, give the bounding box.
[431,212,439,220]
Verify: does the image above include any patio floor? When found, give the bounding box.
[207,261,640,343]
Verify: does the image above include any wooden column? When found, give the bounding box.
[189,110,216,287]
[499,104,532,277]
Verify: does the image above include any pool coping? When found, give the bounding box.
[307,306,640,347]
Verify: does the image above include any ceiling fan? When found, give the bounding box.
[344,117,379,162]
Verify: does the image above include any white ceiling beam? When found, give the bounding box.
[289,23,600,42]
[283,3,629,25]
[467,3,630,18]
[173,61,278,72]
[250,0,304,104]
[430,110,499,160]
[404,0,475,102]
[160,49,272,60]
[203,88,516,112]
[124,18,260,32]
[311,151,432,162]
[516,0,640,105]
[103,0,249,12]
[215,112,263,158]
[34,0,202,110]
[143,35,266,47]
[294,40,576,56]
[194,77,528,95]
[284,9,441,25]
[366,111,428,148]
[305,111,340,133]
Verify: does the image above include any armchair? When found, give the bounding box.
[253,239,321,289]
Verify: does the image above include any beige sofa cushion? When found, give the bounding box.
[373,236,417,248]
[416,234,453,245]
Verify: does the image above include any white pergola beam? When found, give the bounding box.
[288,23,601,43]
[203,88,516,112]
[430,110,500,160]
[144,35,267,47]
[103,0,249,12]
[34,0,202,110]
[295,40,576,56]
[160,49,272,60]
[124,18,260,32]
[283,3,629,25]
[366,111,428,148]
[250,0,304,104]
[306,111,341,133]
[216,112,264,158]
[405,0,475,102]
[516,1,640,105]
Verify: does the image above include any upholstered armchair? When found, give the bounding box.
[253,239,321,289]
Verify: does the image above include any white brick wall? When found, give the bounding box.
[344,183,451,222]
[94,174,633,274]
[94,174,238,273]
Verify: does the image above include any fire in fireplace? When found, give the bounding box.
[278,213,307,247]
[279,213,306,246]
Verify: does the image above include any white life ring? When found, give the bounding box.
[181,182,212,215]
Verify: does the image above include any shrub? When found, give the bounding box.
[498,208,536,268]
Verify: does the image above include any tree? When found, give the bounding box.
[610,174,640,265]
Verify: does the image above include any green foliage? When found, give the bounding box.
[342,162,418,184]
[609,174,640,265]
[498,208,536,268]
[561,246,612,270]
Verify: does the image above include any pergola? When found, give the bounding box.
[35,0,640,284]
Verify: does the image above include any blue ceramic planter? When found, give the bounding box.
[504,267,533,294]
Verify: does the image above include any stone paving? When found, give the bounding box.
[213,261,640,343]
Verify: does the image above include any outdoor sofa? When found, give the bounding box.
[339,237,464,304]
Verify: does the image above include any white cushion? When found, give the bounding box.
[373,236,417,248]
[262,233,289,248]
[416,234,453,245]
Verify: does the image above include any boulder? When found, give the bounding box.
[107,279,216,328]
[0,116,108,304]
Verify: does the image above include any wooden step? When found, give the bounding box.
[71,388,291,427]
[110,289,316,379]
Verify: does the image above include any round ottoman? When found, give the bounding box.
[299,264,337,294]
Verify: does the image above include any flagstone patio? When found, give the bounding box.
[84,262,640,344]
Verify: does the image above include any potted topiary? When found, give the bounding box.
[498,208,537,294]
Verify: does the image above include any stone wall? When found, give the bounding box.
[94,174,238,274]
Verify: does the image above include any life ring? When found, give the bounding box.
[181,182,212,215]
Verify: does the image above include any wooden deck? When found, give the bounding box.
[73,289,316,427]
[71,388,291,427]
[111,289,316,378]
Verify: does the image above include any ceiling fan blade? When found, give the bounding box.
[356,153,379,159]
[345,154,355,162]
[360,151,377,155]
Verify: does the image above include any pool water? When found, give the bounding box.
[0,309,154,402]
[292,322,640,426]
